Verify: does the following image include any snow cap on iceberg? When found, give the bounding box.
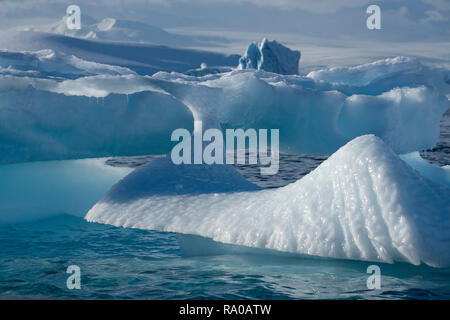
[86,135,450,267]
[238,38,300,75]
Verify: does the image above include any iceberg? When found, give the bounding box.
[86,135,450,267]
[238,38,301,75]
[0,158,133,224]
[0,82,193,164]
[400,152,450,188]
[151,69,448,154]
[0,52,448,164]
[307,56,422,87]
[184,65,232,77]
[46,16,230,49]
[307,56,450,96]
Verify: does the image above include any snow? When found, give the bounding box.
[44,16,230,49]
[0,158,132,224]
[86,135,450,267]
[238,38,301,75]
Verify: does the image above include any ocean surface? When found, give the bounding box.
[0,110,449,300]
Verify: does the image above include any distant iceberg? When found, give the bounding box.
[0,49,135,78]
[0,31,240,76]
[86,135,450,267]
[238,38,301,75]
[184,63,232,77]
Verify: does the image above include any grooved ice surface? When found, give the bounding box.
[86,135,450,267]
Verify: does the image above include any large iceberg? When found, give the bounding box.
[238,38,301,75]
[0,50,448,163]
[0,83,193,164]
[86,135,450,267]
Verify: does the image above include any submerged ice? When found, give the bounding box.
[0,158,132,224]
[86,135,450,267]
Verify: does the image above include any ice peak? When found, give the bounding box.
[238,39,301,75]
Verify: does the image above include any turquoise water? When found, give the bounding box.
[1,215,450,299]
[0,111,449,300]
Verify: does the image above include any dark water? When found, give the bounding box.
[0,111,449,300]
[420,109,450,167]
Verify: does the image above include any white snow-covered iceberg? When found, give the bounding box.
[86,135,450,267]
[238,38,301,75]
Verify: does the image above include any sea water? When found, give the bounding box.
[0,111,449,300]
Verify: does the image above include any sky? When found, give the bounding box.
[0,0,448,66]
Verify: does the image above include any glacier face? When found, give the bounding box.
[86,135,450,267]
[238,38,301,75]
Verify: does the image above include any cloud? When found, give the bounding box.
[0,0,385,14]
[423,10,448,22]
[422,0,450,11]
[0,0,448,16]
